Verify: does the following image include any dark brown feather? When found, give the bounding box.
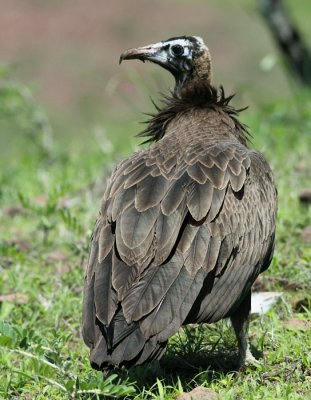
[119,205,159,250]
[111,251,138,301]
[82,274,96,347]
[122,251,184,322]
[94,250,118,325]
[108,186,135,222]
[98,224,114,262]
[154,201,186,265]
[135,175,170,212]
[161,173,190,216]
[139,266,194,338]
[184,225,211,275]
[186,181,214,221]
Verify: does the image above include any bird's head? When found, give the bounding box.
[119,36,212,94]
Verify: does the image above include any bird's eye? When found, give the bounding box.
[171,44,184,56]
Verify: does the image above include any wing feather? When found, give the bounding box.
[207,187,227,222]
[82,274,96,347]
[203,235,222,273]
[106,172,126,199]
[112,251,138,301]
[135,175,170,212]
[184,225,211,275]
[212,150,231,171]
[187,163,208,184]
[156,269,206,342]
[94,250,118,325]
[110,187,135,221]
[161,173,190,216]
[124,165,152,189]
[177,224,200,254]
[186,181,214,220]
[228,156,243,175]
[154,200,186,265]
[140,267,205,340]
[120,205,159,249]
[86,240,99,281]
[122,251,184,323]
[229,166,247,192]
[116,218,156,267]
[98,224,115,262]
[139,265,192,338]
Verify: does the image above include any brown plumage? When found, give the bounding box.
[82,36,277,371]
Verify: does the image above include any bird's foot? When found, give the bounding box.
[238,348,261,368]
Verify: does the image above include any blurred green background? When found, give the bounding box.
[0,0,310,157]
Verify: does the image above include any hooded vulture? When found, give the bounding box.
[82,36,277,372]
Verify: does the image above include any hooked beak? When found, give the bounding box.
[119,42,175,72]
[119,44,158,64]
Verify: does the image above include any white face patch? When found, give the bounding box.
[161,36,208,60]
[168,39,191,58]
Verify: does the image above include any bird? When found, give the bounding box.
[82,35,277,373]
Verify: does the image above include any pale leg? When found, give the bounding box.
[230,291,257,366]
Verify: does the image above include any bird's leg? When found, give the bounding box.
[230,290,257,366]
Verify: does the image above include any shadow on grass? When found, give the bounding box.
[116,323,263,392]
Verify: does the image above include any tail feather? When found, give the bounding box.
[110,325,145,365]
[135,337,167,365]
[89,309,165,369]
[90,336,109,370]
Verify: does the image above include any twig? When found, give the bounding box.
[258,0,311,86]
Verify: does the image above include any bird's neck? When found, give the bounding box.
[174,53,212,97]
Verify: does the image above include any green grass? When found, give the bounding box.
[0,79,311,399]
